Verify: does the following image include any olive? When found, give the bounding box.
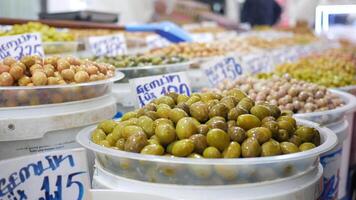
[156,96,175,108]
[265,104,281,118]
[175,102,190,114]
[138,116,155,137]
[189,134,208,154]
[241,137,261,157]
[299,142,316,151]
[209,103,229,119]
[141,144,165,155]
[91,129,106,144]
[157,105,171,118]
[294,126,315,142]
[206,129,230,151]
[288,135,303,146]
[262,121,279,138]
[144,103,157,112]
[169,108,188,123]
[124,132,148,153]
[186,95,201,106]
[115,138,126,150]
[206,99,219,110]
[238,97,254,111]
[220,96,237,109]
[228,107,248,120]
[99,140,111,147]
[246,127,272,144]
[227,88,247,101]
[147,138,160,145]
[280,110,293,117]
[277,116,297,128]
[176,117,198,139]
[105,133,117,146]
[223,141,241,158]
[197,124,210,135]
[261,116,276,124]
[250,105,272,120]
[188,153,203,159]
[227,120,237,128]
[177,94,189,104]
[172,139,194,157]
[278,120,295,135]
[200,93,216,102]
[189,101,209,122]
[166,141,176,154]
[155,123,176,145]
[237,114,261,131]
[166,92,178,103]
[261,139,281,156]
[276,129,289,142]
[154,118,174,127]
[208,120,228,132]
[98,120,117,134]
[123,125,145,139]
[228,126,246,143]
[203,146,221,158]
[144,111,159,120]
[280,142,300,154]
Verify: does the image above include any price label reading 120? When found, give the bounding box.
[202,56,243,86]
[129,72,191,108]
[0,33,44,61]
[88,34,127,57]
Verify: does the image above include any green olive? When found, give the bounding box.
[288,135,303,146]
[200,93,216,102]
[261,139,281,156]
[168,108,188,123]
[156,96,175,108]
[220,96,237,110]
[228,106,248,120]
[147,138,160,145]
[197,124,210,135]
[227,88,247,101]
[154,118,174,127]
[186,95,201,106]
[99,140,111,147]
[166,92,178,103]
[206,129,230,151]
[188,153,203,158]
[299,142,316,151]
[208,120,228,132]
[246,127,272,144]
[237,114,262,131]
[227,120,237,128]
[206,99,219,110]
[138,116,155,137]
[241,137,261,157]
[203,146,221,158]
[115,138,125,150]
[250,105,272,120]
[223,141,241,158]
[189,101,209,122]
[105,133,117,146]
[98,120,117,134]
[294,126,315,142]
[189,134,208,154]
[228,126,246,143]
[111,125,122,140]
[121,111,138,121]
[92,129,106,144]
[276,129,289,142]
[209,103,229,119]
[238,97,254,111]
[141,144,165,155]
[172,139,194,157]
[177,94,189,104]
[262,121,279,138]
[280,142,300,154]
[122,125,145,139]
[261,116,276,124]
[175,102,190,114]
[265,104,281,118]
[144,111,159,120]
[176,117,198,139]
[155,123,176,145]
[278,120,295,135]
[124,132,148,153]
[156,105,171,118]
[277,116,297,128]
[166,141,176,154]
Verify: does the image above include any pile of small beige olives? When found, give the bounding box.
[92,90,320,158]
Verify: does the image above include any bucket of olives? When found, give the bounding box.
[77,91,337,185]
[0,55,125,107]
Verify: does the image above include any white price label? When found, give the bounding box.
[241,53,271,74]
[129,72,191,108]
[191,33,214,43]
[0,148,90,200]
[0,33,44,61]
[88,34,127,56]
[202,56,243,86]
[146,35,171,49]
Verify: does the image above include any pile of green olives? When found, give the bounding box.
[90,55,187,68]
[91,90,320,158]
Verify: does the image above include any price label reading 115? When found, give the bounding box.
[202,56,243,86]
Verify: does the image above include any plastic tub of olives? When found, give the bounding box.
[294,89,356,126]
[115,60,196,83]
[43,41,79,55]
[0,72,124,108]
[77,118,337,186]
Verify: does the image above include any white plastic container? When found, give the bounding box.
[319,120,348,199]
[92,162,323,200]
[90,190,174,200]
[0,95,116,160]
[77,119,336,186]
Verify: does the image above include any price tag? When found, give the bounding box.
[202,56,243,86]
[191,33,214,43]
[0,33,44,61]
[145,35,171,49]
[129,72,191,108]
[241,53,271,74]
[88,34,127,56]
[0,148,90,200]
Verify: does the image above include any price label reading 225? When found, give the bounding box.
[203,56,243,86]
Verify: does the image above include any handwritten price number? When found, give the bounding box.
[39,172,85,200]
[205,57,242,85]
[14,44,43,60]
